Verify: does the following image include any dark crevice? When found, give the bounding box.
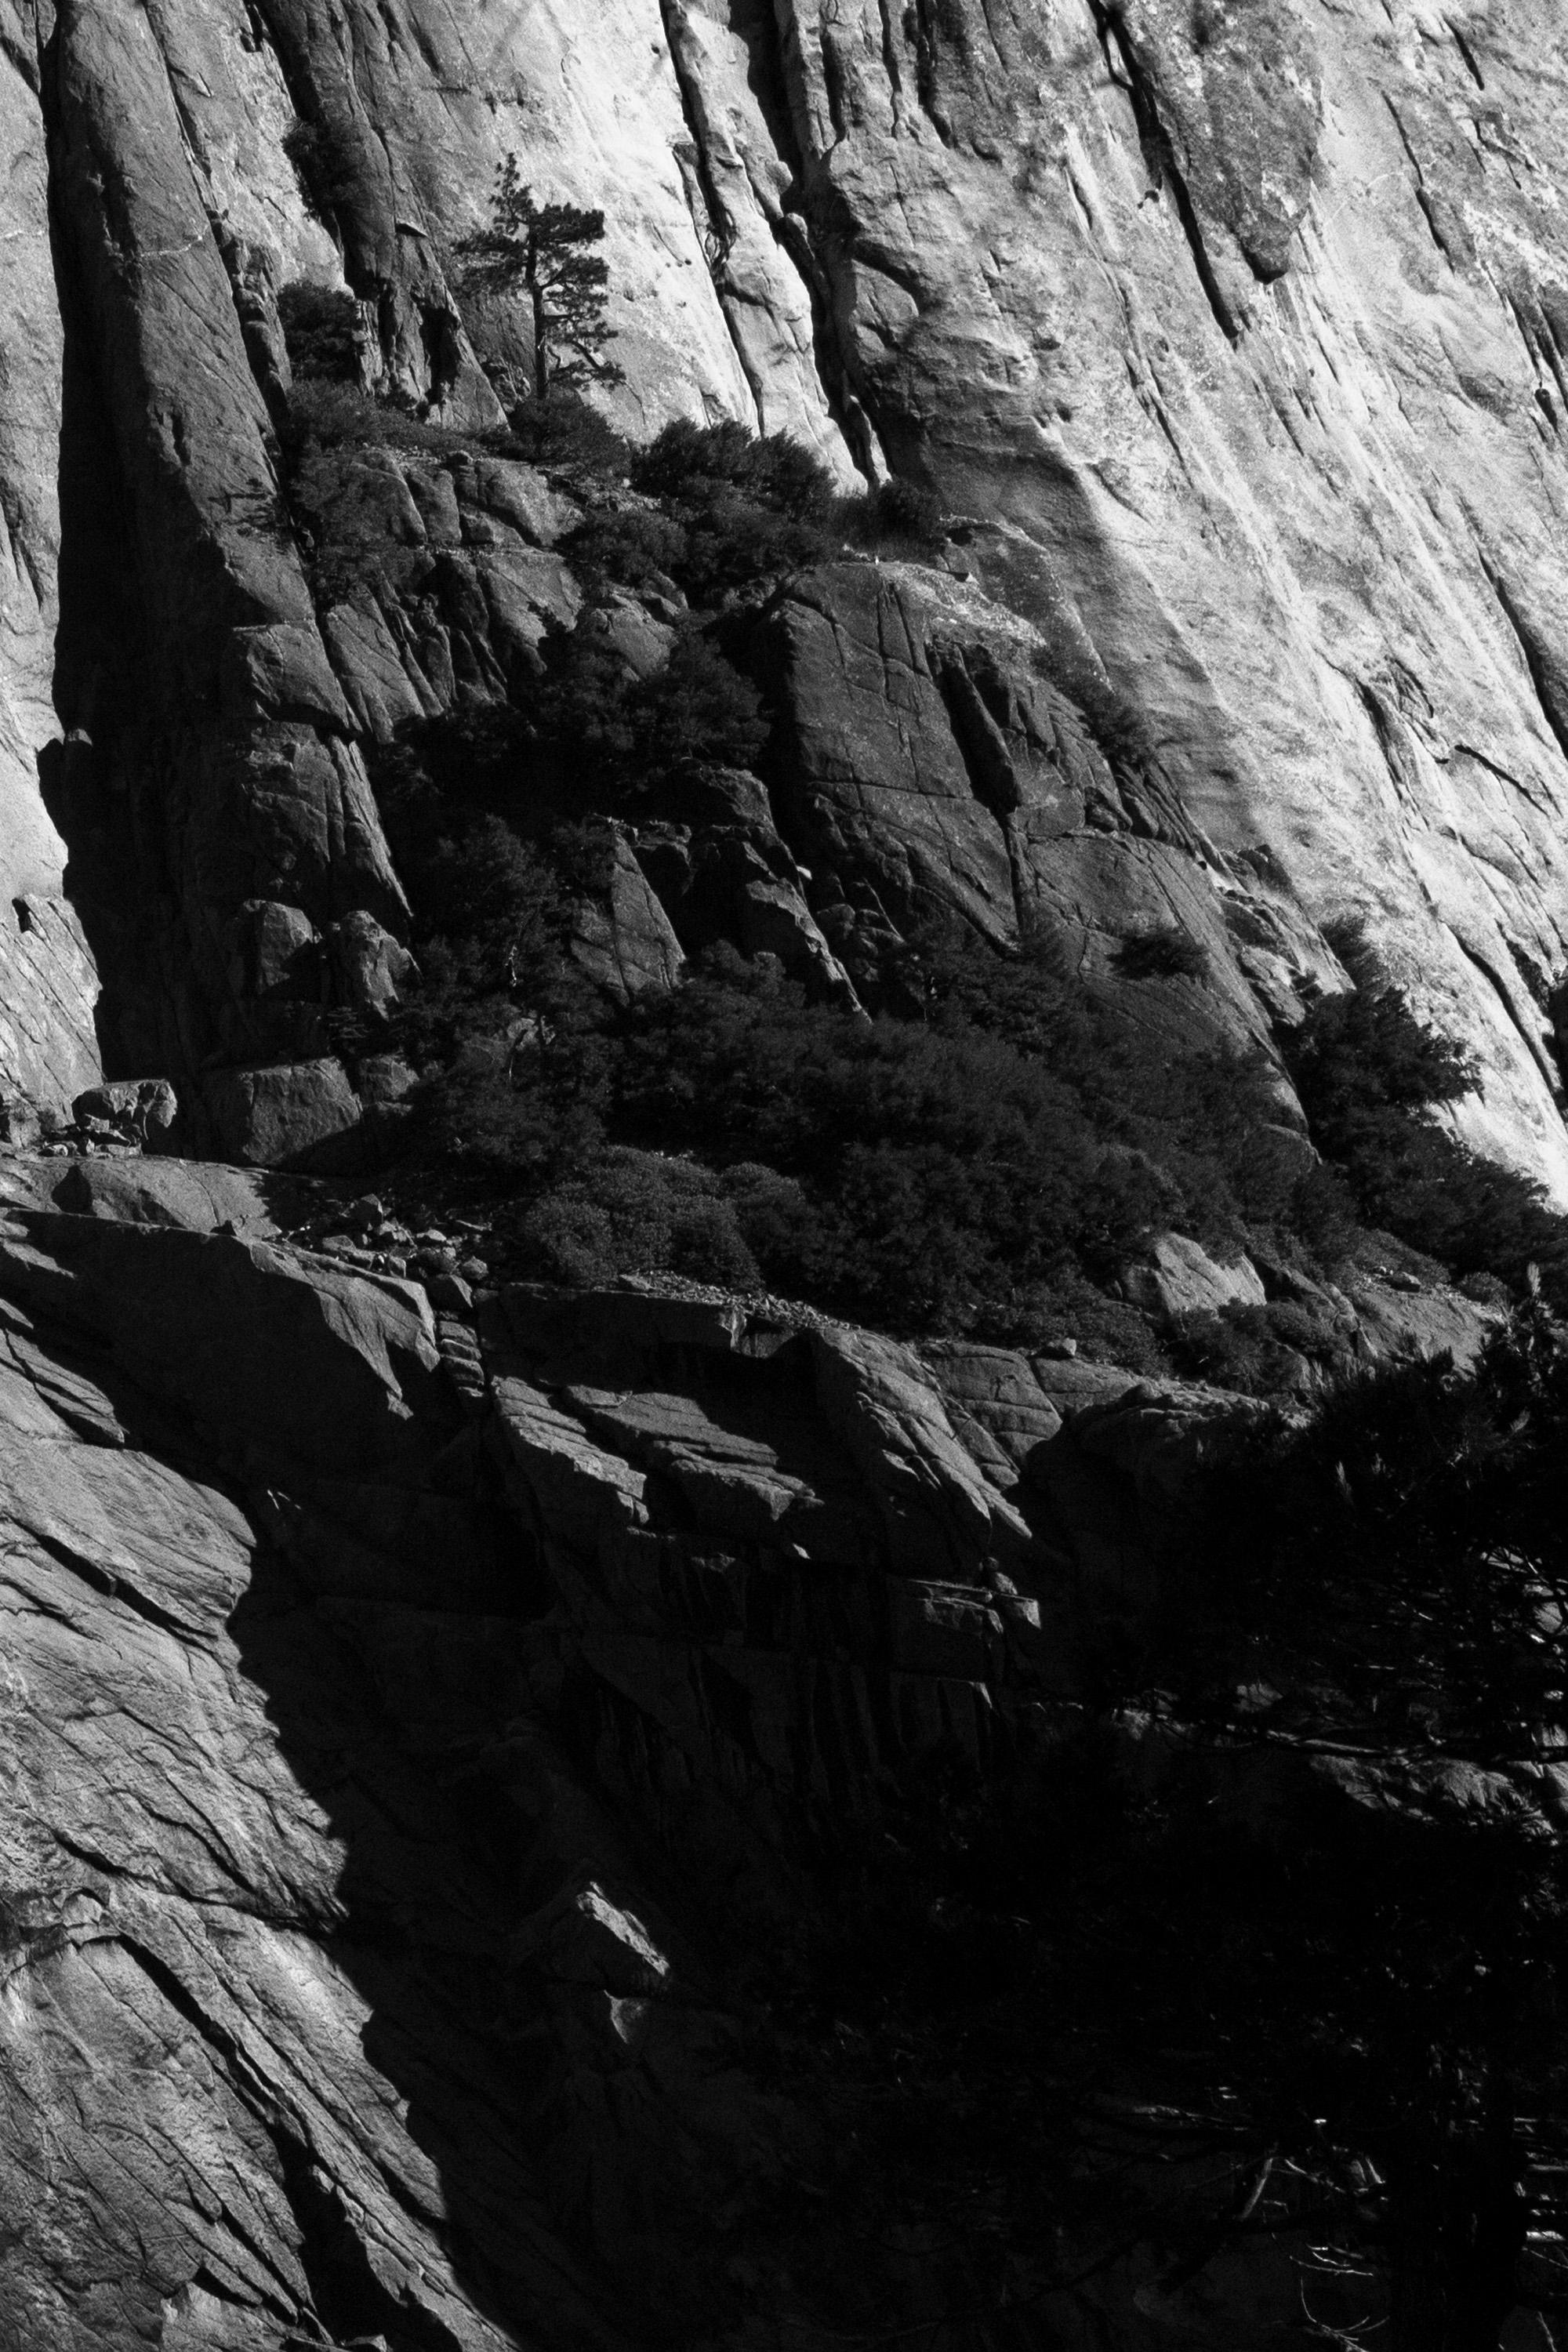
[123,1920,463,2350]
[1385,98,1458,264]
[876,0,907,107]
[1506,291,1568,423]
[40,14,212,1087]
[1477,556,1568,771]
[725,0,883,479]
[1090,4,1240,343]
[31,1518,201,1642]
[908,0,964,143]
[1451,935,1555,1090]
[1452,740,1554,816]
[1449,18,1486,88]
[655,0,764,434]
[935,654,1035,934]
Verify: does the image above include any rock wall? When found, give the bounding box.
[0,0,1566,1185]
[0,1136,1504,2349]
[0,1171,1065,2350]
[0,8,1566,2337]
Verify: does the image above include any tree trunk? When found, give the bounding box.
[531,279,549,401]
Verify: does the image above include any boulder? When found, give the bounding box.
[809,1323,1036,1583]
[924,1342,1065,1479]
[1122,1232,1268,1323]
[327,909,419,1019]
[1349,1278,1501,1371]
[0,1211,447,1473]
[49,1154,281,1238]
[71,1078,177,1149]
[568,836,685,1002]
[201,1058,364,1172]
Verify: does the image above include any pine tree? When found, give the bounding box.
[456,155,622,404]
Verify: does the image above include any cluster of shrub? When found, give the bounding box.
[566,416,944,604]
[384,744,1568,1373]
[276,282,942,569]
[272,288,1568,1375]
[363,709,1568,1371]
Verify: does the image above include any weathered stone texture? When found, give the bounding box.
[0,1187,1073,2349]
[0,0,1563,1181]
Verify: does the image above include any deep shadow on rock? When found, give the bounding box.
[0,1206,1073,2348]
[0,1171,1509,2348]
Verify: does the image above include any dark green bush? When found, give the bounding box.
[630,419,838,521]
[1167,1297,1350,1395]
[282,379,496,460]
[1115,923,1209,981]
[371,623,768,857]
[1282,944,1568,1301]
[282,120,362,235]
[278,282,360,383]
[502,391,630,475]
[840,475,946,553]
[606,943,1266,1333]
[971,1269,1171,1374]
[613,419,842,601]
[677,499,834,600]
[531,618,769,800]
[561,506,688,593]
[626,632,769,782]
[510,1148,761,1288]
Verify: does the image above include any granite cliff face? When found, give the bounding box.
[0,1,1567,2344]
[0,1154,1113,2347]
[0,1142,1506,2350]
[0,0,1566,1178]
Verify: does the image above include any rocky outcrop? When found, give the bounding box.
[0,1141,1523,2347]
[0,1174,1080,2349]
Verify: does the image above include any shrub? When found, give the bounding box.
[1282,949,1568,1301]
[617,419,844,601]
[1167,1298,1349,1395]
[561,506,688,593]
[282,120,361,235]
[625,633,768,782]
[971,1270,1171,1375]
[412,815,565,996]
[1114,923,1209,981]
[609,947,1236,1333]
[282,379,498,460]
[531,619,769,800]
[677,499,833,600]
[631,419,838,521]
[278,282,361,383]
[510,1148,761,1288]
[840,476,946,553]
[503,392,630,475]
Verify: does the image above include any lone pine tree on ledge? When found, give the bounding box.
[456,154,622,403]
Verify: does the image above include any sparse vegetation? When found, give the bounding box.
[1115,921,1210,981]
[454,155,622,404]
[1283,927,1568,1304]
[267,245,1568,1377]
[282,120,362,239]
[277,283,361,385]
